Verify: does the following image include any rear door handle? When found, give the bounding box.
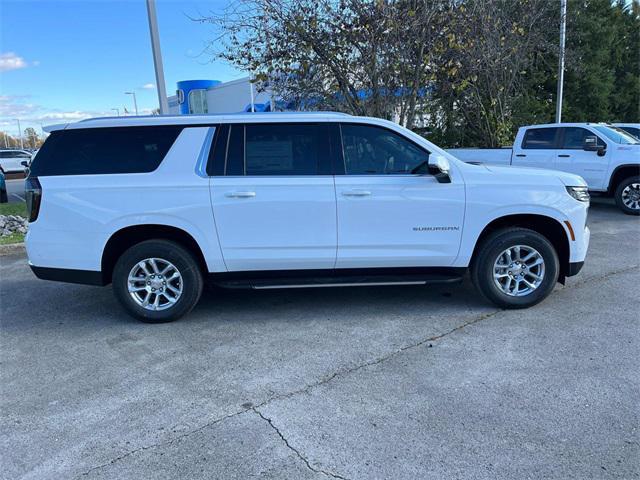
[225,191,256,198]
[342,190,371,197]
[558,154,571,158]
[515,154,527,157]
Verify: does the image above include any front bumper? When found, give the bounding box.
[567,261,584,277]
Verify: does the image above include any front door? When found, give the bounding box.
[556,127,609,190]
[334,123,465,269]
[210,123,337,271]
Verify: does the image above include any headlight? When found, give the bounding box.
[566,186,590,202]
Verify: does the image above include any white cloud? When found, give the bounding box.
[141,83,156,90]
[0,52,28,72]
[0,95,111,133]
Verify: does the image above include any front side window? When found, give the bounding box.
[561,127,605,149]
[522,128,559,149]
[341,124,429,175]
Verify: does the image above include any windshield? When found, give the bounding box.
[593,126,640,145]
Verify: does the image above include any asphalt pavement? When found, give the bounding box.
[4,178,25,203]
[1,198,638,479]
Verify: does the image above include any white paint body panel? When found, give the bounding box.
[447,123,640,193]
[210,176,337,271]
[334,174,464,268]
[28,113,590,277]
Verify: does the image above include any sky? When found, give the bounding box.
[0,0,246,136]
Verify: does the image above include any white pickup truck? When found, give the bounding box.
[448,123,640,215]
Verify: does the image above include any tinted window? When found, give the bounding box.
[244,123,327,176]
[225,124,244,176]
[206,124,228,176]
[341,124,429,175]
[561,127,605,149]
[30,126,183,176]
[620,126,640,138]
[522,128,558,149]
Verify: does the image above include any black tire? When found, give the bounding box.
[471,228,559,309]
[113,240,203,323]
[0,188,7,204]
[614,176,640,216]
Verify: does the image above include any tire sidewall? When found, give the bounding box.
[473,230,559,309]
[113,240,203,323]
[615,176,640,216]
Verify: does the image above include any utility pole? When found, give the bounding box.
[146,0,169,114]
[125,92,139,115]
[111,108,120,116]
[16,119,24,149]
[555,0,567,123]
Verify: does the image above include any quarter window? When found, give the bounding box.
[29,126,183,176]
[340,124,429,175]
[522,128,558,149]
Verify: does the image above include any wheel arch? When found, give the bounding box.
[471,214,571,282]
[608,164,640,194]
[101,224,208,285]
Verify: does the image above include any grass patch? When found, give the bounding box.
[0,232,25,245]
[0,202,27,244]
[0,202,27,217]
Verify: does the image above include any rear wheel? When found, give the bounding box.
[471,228,559,309]
[113,240,203,323]
[614,176,640,215]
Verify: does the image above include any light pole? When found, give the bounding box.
[555,0,567,123]
[111,108,120,116]
[124,92,139,115]
[146,0,169,114]
[16,119,24,149]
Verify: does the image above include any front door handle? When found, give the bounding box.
[225,191,256,198]
[558,154,571,158]
[342,190,371,197]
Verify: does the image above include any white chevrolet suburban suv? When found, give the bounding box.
[25,113,590,322]
[449,123,640,215]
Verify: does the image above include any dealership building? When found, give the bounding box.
[167,77,278,115]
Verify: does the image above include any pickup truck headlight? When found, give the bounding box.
[566,186,590,202]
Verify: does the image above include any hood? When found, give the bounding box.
[482,164,587,187]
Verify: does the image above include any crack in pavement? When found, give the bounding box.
[252,407,350,480]
[72,265,635,478]
[74,409,247,479]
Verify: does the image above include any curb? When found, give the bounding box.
[0,243,26,256]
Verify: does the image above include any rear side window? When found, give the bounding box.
[209,123,333,176]
[245,123,327,176]
[30,126,183,176]
[522,128,558,150]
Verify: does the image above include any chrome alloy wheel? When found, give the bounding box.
[493,245,545,297]
[621,183,640,211]
[127,258,183,311]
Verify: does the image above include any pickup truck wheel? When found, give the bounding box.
[614,176,640,215]
[113,240,203,323]
[471,228,559,309]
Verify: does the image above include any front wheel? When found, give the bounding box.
[471,228,559,309]
[614,176,640,215]
[113,240,204,323]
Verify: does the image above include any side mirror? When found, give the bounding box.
[21,160,29,168]
[428,155,451,184]
[583,136,606,156]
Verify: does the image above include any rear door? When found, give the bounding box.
[556,127,608,189]
[209,122,338,271]
[334,123,464,268]
[513,127,560,169]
